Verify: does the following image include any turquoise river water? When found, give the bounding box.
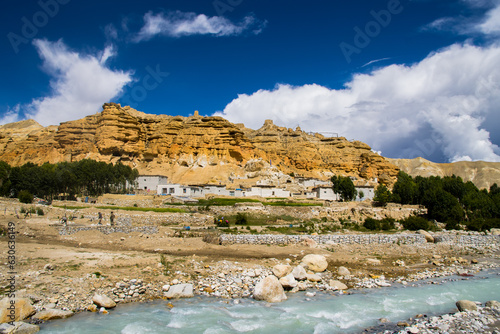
[39,271,500,334]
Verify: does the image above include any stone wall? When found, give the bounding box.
[220,233,500,246]
[58,225,158,236]
[433,235,500,246]
[220,233,427,245]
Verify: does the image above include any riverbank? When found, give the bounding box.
[0,213,499,332]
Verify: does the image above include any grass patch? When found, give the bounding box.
[53,205,88,210]
[263,201,322,207]
[219,213,298,226]
[96,206,186,213]
[196,198,261,206]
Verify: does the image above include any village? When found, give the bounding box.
[139,174,377,202]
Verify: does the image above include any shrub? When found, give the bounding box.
[235,212,248,225]
[363,217,395,231]
[364,217,380,230]
[401,216,432,231]
[18,190,33,204]
[36,208,44,216]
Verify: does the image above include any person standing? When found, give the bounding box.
[110,211,115,226]
[98,212,102,225]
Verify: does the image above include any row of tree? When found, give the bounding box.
[0,159,139,200]
[373,171,500,231]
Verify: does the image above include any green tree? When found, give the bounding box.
[392,171,417,204]
[331,175,357,202]
[373,184,392,206]
[18,190,34,204]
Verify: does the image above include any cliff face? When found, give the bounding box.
[0,103,399,184]
[388,157,500,190]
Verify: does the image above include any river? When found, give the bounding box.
[39,271,500,334]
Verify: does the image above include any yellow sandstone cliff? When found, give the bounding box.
[0,103,399,185]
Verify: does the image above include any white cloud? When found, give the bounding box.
[3,39,133,127]
[134,11,264,41]
[478,2,500,34]
[215,43,500,162]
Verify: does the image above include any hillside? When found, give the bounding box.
[388,157,500,189]
[0,103,398,186]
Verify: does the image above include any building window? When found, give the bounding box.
[169,188,175,194]
[183,188,187,194]
[230,191,235,196]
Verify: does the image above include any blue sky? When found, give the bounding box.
[1,0,500,163]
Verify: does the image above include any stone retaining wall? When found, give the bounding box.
[220,233,500,246]
[59,225,158,236]
[220,234,427,245]
[433,235,500,246]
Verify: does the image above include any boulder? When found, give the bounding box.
[291,265,307,280]
[456,300,477,312]
[33,309,73,321]
[0,298,36,323]
[485,300,500,309]
[306,273,322,282]
[337,266,350,276]
[164,284,194,299]
[418,230,434,243]
[279,274,297,289]
[0,321,39,334]
[92,294,116,309]
[329,280,348,290]
[301,254,328,272]
[272,265,292,279]
[366,258,381,265]
[253,276,287,303]
[302,237,317,248]
[490,228,500,236]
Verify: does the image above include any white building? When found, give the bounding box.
[245,185,291,198]
[313,186,339,201]
[355,185,375,201]
[157,184,187,196]
[296,177,331,188]
[137,175,169,192]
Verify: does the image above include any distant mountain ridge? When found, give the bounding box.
[388,157,500,189]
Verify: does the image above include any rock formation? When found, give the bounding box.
[0,103,399,184]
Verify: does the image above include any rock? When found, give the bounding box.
[0,321,39,334]
[87,305,97,312]
[302,237,317,248]
[164,284,194,299]
[456,300,477,312]
[272,265,292,278]
[253,276,287,303]
[33,309,73,321]
[485,300,500,309]
[291,266,307,280]
[43,264,55,271]
[329,280,348,290]
[0,298,36,323]
[301,254,328,272]
[99,307,108,314]
[337,266,350,276]
[92,294,116,309]
[297,282,307,291]
[162,284,170,292]
[417,230,434,242]
[490,228,500,236]
[366,258,381,265]
[279,274,298,289]
[305,292,316,297]
[0,105,400,187]
[306,273,322,282]
[397,321,410,327]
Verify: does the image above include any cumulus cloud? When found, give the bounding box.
[3,39,133,126]
[215,43,500,162]
[478,2,500,34]
[134,11,264,41]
